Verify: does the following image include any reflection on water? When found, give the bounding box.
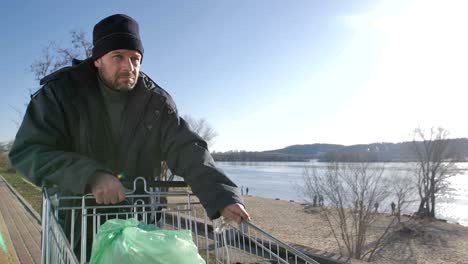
[217,161,468,226]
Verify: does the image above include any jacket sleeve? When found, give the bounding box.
[160,105,243,219]
[9,82,109,195]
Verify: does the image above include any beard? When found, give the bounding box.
[98,68,139,91]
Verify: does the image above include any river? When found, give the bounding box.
[217,161,468,226]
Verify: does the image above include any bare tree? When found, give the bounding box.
[160,115,218,181]
[30,30,92,81]
[300,162,396,261]
[0,141,14,171]
[11,30,92,128]
[412,127,457,218]
[389,173,417,223]
[183,115,218,147]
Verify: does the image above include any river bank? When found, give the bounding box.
[218,161,468,226]
[242,195,468,264]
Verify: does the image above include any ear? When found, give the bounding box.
[94,59,101,68]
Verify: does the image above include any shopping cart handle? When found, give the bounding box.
[150,181,188,188]
[121,177,190,194]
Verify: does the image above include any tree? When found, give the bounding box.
[14,30,92,127]
[160,116,218,181]
[390,173,416,223]
[30,30,92,81]
[183,115,218,147]
[412,127,457,218]
[300,162,395,261]
[0,141,14,171]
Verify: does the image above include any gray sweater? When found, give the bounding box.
[98,76,129,141]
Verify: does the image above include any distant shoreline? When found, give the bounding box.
[212,139,468,163]
[216,159,468,163]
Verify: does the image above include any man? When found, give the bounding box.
[9,13,249,251]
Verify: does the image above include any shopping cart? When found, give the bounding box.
[41,177,320,264]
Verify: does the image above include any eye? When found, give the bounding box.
[113,54,123,60]
[131,56,141,64]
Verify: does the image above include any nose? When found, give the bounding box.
[121,57,135,72]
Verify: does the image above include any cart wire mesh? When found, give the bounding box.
[41,177,320,264]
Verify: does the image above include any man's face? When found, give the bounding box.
[94,49,142,91]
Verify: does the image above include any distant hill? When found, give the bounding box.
[262,144,345,158]
[212,138,468,162]
[211,150,309,162]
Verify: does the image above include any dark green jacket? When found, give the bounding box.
[9,58,241,219]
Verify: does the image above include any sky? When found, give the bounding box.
[1,0,467,152]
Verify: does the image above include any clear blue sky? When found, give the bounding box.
[1,0,467,151]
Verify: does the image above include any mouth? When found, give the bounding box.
[118,75,135,82]
[118,72,135,79]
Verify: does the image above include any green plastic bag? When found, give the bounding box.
[90,218,206,264]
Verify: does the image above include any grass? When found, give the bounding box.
[0,168,42,215]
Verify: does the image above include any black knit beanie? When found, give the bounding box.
[92,14,144,61]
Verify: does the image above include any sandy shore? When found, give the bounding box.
[241,195,468,264]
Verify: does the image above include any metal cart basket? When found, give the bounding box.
[41,177,319,264]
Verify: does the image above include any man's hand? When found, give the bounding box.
[87,171,126,204]
[221,203,251,224]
